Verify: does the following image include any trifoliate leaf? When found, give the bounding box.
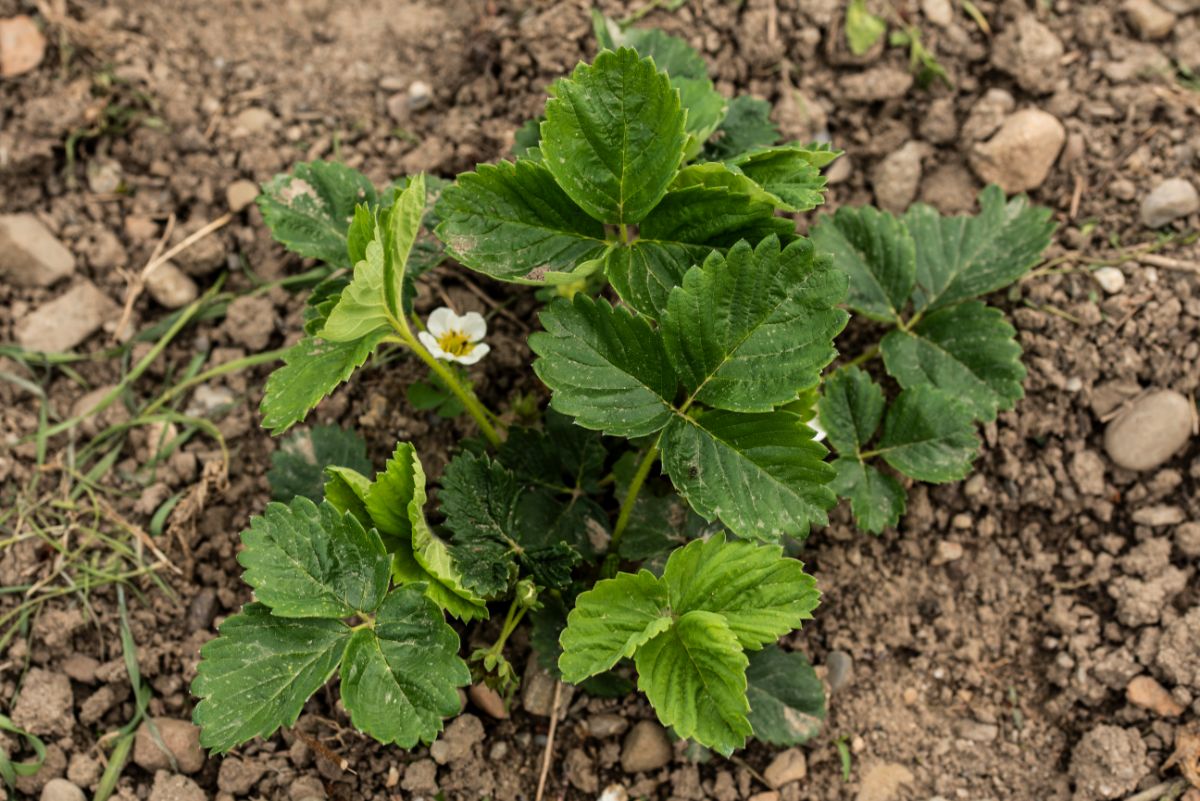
[727,146,832,213]
[829,457,906,534]
[661,237,848,413]
[541,48,687,225]
[603,240,707,323]
[703,95,780,161]
[639,184,795,250]
[339,587,471,747]
[636,611,751,756]
[661,409,836,542]
[846,0,887,55]
[434,160,607,283]
[905,185,1056,312]
[876,385,978,483]
[192,604,350,752]
[559,570,673,683]
[237,497,390,619]
[810,205,916,324]
[745,646,825,746]
[530,295,677,438]
[268,425,371,503]
[260,331,386,435]
[881,300,1025,423]
[818,365,885,456]
[516,489,610,559]
[258,161,377,267]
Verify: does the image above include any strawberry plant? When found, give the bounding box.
[192,20,1053,761]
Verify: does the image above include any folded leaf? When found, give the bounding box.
[260,331,386,436]
[541,48,687,224]
[192,604,350,752]
[818,365,885,456]
[670,162,781,208]
[703,95,780,161]
[906,185,1056,312]
[364,442,425,540]
[531,295,677,438]
[558,569,672,683]
[745,645,825,746]
[727,146,831,212]
[269,425,371,503]
[881,300,1025,423]
[877,385,979,483]
[810,205,915,324]
[258,161,377,267]
[662,237,847,412]
[323,465,373,524]
[829,457,906,534]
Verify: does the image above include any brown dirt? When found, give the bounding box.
[2,0,1199,800]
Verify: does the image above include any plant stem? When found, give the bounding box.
[141,348,288,417]
[602,438,662,577]
[618,223,630,245]
[485,597,528,659]
[845,344,880,369]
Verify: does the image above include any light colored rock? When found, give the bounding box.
[991,14,1063,94]
[408,79,432,110]
[919,162,977,214]
[133,718,205,774]
[1176,522,1200,558]
[222,295,275,350]
[468,683,507,719]
[764,748,806,788]
[288,775,326,801]
[856,763,915,801]
[827,650,854,693]
[921,0,953,26]
[0,214,75,287]
[871,141,929,214]
[1069,726,1148,801]
[185,384,235,418]
[969,108,1065,193]
[0,15,47,77]
[86,159,123,194]
[598,785,629,801]
[620,721,672,774]
[218,757,267,794]
[41,779,86,801]
[1103,389,1193,471]
[1157,0,1200,11]
[1122,0,1176,38]
[16,281,119,353]
[521,656,573,719]
[1131,505,1186,526]
[839,66,913,102]
[962,89,1014,141]
[1156,606,1200,688]
[148,772,206,801]
[429,714,484,765]
[920,97,958,144]
[66,753,100,787]
[1126,675,1185,716]
[400,758,438,794]
[1069,450,1107,495]
[1140,179,1199,228]
[232,107,275,136]
[11,668,74,737]
[225,180,259,213]
[933,540,964,565]
[586,713,629,738]
[956,720,999,742]
[748,794,781,801]
[1093,266,1126,294]
[145,262,198,309]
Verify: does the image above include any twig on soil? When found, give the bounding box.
[534,681,564,801]
[1122,779,1187,801]
[1137,253,1200,275]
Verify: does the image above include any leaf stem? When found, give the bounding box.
[618,223,630,245]
[603,437,662,577]
[844,344,880,369]
[483,596,528,661]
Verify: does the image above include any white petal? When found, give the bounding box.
[454,343,490,365]
[418,331,449,360]
[457,311,487,341]
[808,416,827,442]
[427,307,458,337]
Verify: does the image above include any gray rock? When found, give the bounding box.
[1156,606,1200,687]
[41,779,86,801]
[86,159,123,194]
[586,712,629,738]
[991,14,1063,94]
[962,89,1015,142]
[620,721,673,774]
[232,107,275,136]
[217,756,267,794]
[919,162,978,215]
[522,655,573,719]
[968,108,1065,193]
[1140,179,1199,228]
[429,714,484,765]
[145,261,199,309]
[919,97,958,144]
[185,384,236,418]
[408,80,432,111]
[1122,0,1176,37]
[16,281,119,353]
[839,67,913,102]
[871,141,929,214]
[827,650,854,693]
[11,668,75,737]
[1069,725,1148,801]
[1092,266,1126,294]
[134,718,205,774]
[956,720,999,742]
[400,758,438,794]
[288,775,327,801]
[1175,522,1200,558]
[1069,450,1107,495]
[920,0,953,27]
[222,295,276,350]
[1103,389,1193,471]
[148,772,206,801]
[763,748,806,788]
[66,752,101,787]
[1157,0,1200,10]
[0,214,75,287]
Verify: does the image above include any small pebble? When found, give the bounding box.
[41,779,86,801]
[1140,178,1199,228]
[226,180,260,213]
[1104,390,1193,471]
[933,540,964,565]
[1093,266,1126,294]
[0,15,47,77]
[1126,675,1185,716]
[468,683,507,719]
[827,650,854,694]
[408,80,432,111]
[763,748,806,788]
[620,721,672,774]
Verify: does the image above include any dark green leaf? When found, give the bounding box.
[258,161,377,267]
[260,332,386,436]
[810,205,916,324]
[829,457,906,534]
[877,385,979,483]
[728,146,832,212]
[703,95,780,161]
[268,425,371,503]
[746,646,825,746]
[818,366,885,456]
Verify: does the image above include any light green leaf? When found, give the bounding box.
[818,365,885,455]
[829,457,906,534]
[259,331,386,436]
[381,173,425,316]
[703,95,780,161]
[192,604,350,752]
[670,163,781,208]
[846,0,887,55]
[745,646,826,746]
[662,236,848,413]
[905,185,1056,312]
[661,409,836,541]
[323,465,373,524]
[636,611,751,756]
[320,234,391,342]
[881,300,1025,423]
[237,497,389,619]
[391,537,489,622]
[877,385,979,483]
[558,570,672,683]
[364,442,424,540]
[541,48,687,224]
[268,425,371,503]
[530,295,677,438]
[810,205,915,323]
[512,117,543,157]
[640,184,794,249]
[339,587,471,747]
[727,146,832,212]
[434,160,607,283]
[258,161,377,267]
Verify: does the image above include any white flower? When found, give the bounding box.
[808,415,827,443]
[418,307,490,365]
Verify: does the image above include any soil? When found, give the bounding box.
[2,0,1200,800]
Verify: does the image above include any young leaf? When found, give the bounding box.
[258,161,378,267]
[237,497,390,619]
[541,48,687,224]
[810,205,916,324]
[905,185,1056,312]
[661,409,836,541]
[595,17,709,80]
[829,457,906,534]
[530,295,677,438]
[268,425,371,503]
[320,223,392,342]
[339,587,471,747]
[661,237,848,413]
[845,0,887,56]
[703,95,780,161]
[323,465,373,524]
[818,365,885,456]
[675,77,728,160]
[877,385,979,483]
[434,160,608,283]
[558,569,673,682]
[192,604,350,752]
[670,163,783,208]
[881,300,1025,423]
[727,146,832,213]
[364,442,425,541]
[745,646,826,746]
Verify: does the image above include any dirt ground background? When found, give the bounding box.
[2,0,1200,799]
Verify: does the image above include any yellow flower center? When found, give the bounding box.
[436,330,475,357]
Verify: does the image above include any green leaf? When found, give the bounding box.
[530,295,677,438]
[512,117,543,157]
[259,331,386,436]
[320,228,391,342]
[670,163,781,208]
[639,184,794,249]
[810,205,915,323]
[745,646,825,746]
[268,425,371,503]
[364,442,424,540]
[727,146,832,213]
[818,365,885,455]
[597,18,709,80]
[661,409,836,541]
[703,95,780,161]
[257,161,377,267]
[339,587,471,747]
[846,0,887,55]
[662,237,848,412]
[381,173,425,317]
[192,604,350,752]
[905,185,1056,312]
[541,48,687,224]
[829,457,906,534]
[675,77,727,160]
[636,611,751,756]
[323,466,373,524]
[434,160,607,283]
[603,240,706,323]
[237,497,390,619]
[498,410,608,494]
[876,385,978,483]
[881,300,1025,423]
[613,451,708,562]
[559,570,672,683]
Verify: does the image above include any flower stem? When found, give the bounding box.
[602,437,661,577]
[844,344,880,369]
[483,597,528,661]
